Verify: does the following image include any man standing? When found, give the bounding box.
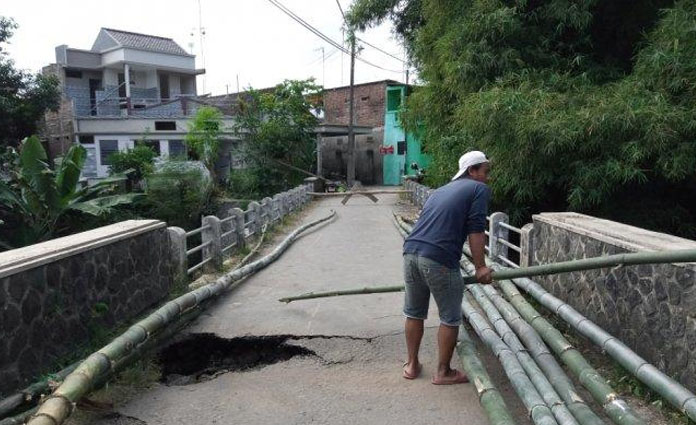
[402,151,493,384]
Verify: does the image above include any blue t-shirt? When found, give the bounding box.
[403,178,491,269]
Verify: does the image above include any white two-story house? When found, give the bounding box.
[42,28,239,179]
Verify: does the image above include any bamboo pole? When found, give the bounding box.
[481,285,606,425]
[462,293,559,425]
[468,284,579,425]
[457,325,518,425]
[496,279,645,425]
[279,285,404,303]
[278,245,696,301]
[460,261,606,425]
[507,272,696,422]
[308,190,412,196]
[26,210,337,425]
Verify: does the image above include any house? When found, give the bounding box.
[382,83,430,185]
[41,28,238,179]
[319,80,430,185]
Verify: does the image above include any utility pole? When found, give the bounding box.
[346,31,356,187]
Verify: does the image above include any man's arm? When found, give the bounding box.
[468,232,492,284]
[466,185,493,284]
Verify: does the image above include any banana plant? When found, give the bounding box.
[0,136,141,248]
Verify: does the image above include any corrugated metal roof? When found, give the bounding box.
[101,28,191,56]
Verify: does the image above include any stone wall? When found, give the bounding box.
[530,213,696,391]
[0,220,174,396]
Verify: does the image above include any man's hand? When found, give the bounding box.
[475,266,493,284]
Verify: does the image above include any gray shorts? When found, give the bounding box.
[403,254,464,327]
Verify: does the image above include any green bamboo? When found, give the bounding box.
[468,284,579,425]
[497,279,645,425]
[279,285,404,303]
[459,259,606,425]
[457,325,518,425]
[279,245,696,302]
[480,284,606,425]
[506,272,696,422]
[26,210,337,425]
[462,293,559,425]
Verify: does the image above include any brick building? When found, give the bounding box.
[322,79,400,128]
[319,80,403,185]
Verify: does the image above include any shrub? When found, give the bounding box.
[108,143,157,190]
[144,160,212,229]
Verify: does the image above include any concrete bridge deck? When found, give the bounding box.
[85,194,527,425]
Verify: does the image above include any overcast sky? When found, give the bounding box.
[3,0,411,95]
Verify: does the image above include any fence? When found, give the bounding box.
[403,180,534,269]
[168,183,313,278]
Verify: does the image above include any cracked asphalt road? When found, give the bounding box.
[78,193,508,425]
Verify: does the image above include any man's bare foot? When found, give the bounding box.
[403,361,422,379]
[432,368,469,385]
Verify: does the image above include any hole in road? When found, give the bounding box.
[158,333,315,385]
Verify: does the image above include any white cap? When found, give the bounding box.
[451,151,489,181]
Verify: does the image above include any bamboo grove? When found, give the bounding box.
[347,0,696,237]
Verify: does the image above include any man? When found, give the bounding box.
[402,151,493,384]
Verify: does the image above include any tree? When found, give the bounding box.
[232,79,321,197]
[185,106,223,180]
[0,17,60,148]
[348,0,696,237]
[0,136,140,249]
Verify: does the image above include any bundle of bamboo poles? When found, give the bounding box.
[22,210,337,425]
[278,213,696,425]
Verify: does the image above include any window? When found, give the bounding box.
[361,96,369,101]
[397,141,407,155]
[99,140,119,165]
[159,74,170,100]
[155,121,176,131]
[168,140,187,158]
[387,89,401,112]
[65,69,82,79]
[80,135,95,144]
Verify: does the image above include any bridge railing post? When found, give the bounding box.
[488,212,509,262]
[167,226,187,279]
[520,223,535,268]
[261,197,273,227]
[248,201,261,237]
[232,207,246,250]
[201,215,223,272]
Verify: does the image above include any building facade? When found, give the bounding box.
[42,28,238,179]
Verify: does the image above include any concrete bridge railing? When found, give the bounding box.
[403,179,696,393]
[0,183,315,396]
[168,183,313,279]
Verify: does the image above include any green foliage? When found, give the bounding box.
[0,17,60,148]
[231,79,321,198]
[350,0,696,237]
[144,160,212,229]
[185,106,223,179]
[0,136,141,249]
[108,143,157,189]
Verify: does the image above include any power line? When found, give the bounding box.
[356,37,404,63]
[266,0,403,74]
[335,0,346,21]
[334,0,405,64]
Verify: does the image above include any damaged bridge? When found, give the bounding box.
[97,192,494,425]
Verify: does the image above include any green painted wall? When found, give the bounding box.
[383,85,431,185]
